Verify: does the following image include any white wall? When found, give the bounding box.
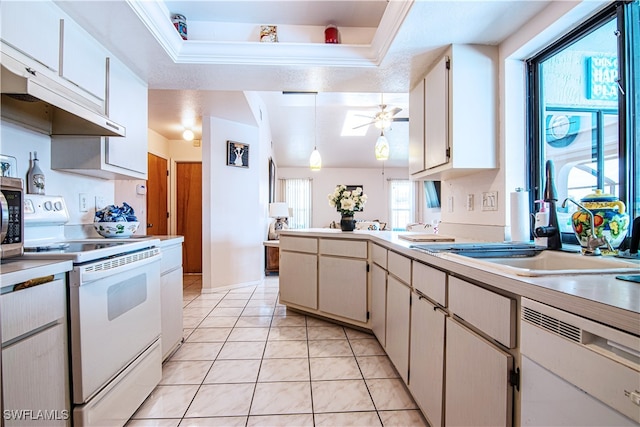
[278,167,409,228]
[0,120,115,228]
[202,114,266,291]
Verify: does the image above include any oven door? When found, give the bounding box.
[68,251,161,403]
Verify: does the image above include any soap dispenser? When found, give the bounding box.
[533,200,548,247]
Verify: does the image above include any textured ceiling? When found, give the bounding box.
[55,0,553,168]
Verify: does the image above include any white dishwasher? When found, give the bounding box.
[520,298,640,426]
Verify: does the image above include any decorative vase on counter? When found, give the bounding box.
[340,214,356,232]
[328,185,368,232]
[570,189,629,251]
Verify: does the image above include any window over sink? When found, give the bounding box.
[527,1,639,231]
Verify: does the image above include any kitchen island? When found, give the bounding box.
[278,229,640,427]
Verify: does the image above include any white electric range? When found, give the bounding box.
[22,194,162,427]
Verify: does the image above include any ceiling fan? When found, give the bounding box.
[353,104,409,130]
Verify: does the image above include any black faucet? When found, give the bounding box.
[630,216,640,255]
[534,160,562,250]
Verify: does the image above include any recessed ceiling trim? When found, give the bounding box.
[125,0,413,67]
[125,0,182,62]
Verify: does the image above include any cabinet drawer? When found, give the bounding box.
[1,279,65,343]
[280,236,318,254]
[413,262,446,307]
[448,277,516,348]
[388,251,411,284]
[370,243,387,268]
[161,243,183,275]
[320,239,367,258]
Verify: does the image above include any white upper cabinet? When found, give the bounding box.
[105,55,148,176]
[410,44,498,180]
[60,17,107,103]
[424,56,449,170]
[0,1,61,72]
[408,79,425,175]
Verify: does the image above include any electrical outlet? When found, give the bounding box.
[467,194,474,211]
[482,191,498,211]
[79,193,89,212]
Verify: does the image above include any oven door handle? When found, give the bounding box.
[78,251,161,283]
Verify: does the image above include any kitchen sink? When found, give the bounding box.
[450,250,640,277]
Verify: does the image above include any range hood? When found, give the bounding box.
[0,50,125,137]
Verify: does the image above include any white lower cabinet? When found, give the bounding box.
[160,267,183,360]
[1,279,69,427]
[445,317,513,427]
[409,292,446,427]
[385,275,411,383]
[160,240,184,360]
[370,263,387,347]
[319,256,367,322]
[279,251,318,310]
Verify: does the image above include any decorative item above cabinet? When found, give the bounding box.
[409,44,498,180]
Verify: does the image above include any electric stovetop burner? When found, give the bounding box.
[24,241,132,253]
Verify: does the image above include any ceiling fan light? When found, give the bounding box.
[375,134,389,161]
[309,148,322,171]
[182,129,194,141]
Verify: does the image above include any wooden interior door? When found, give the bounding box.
[146,153,168,235]
[176,162,202,273]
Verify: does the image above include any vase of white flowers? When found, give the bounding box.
[328,185,367,231]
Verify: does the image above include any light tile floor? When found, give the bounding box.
[128,275,428,427]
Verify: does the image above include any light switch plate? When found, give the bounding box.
[482,191,498,211]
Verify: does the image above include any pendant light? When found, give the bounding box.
[375,130,389,161]
[309,93,322,171]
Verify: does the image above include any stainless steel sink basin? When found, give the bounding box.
[449,250,640,276]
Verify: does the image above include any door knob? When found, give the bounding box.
[147,223,153,228]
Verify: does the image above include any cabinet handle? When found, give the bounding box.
[147,223,153,228]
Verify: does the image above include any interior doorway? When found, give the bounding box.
[146,153,168,235]
[176,162,203,273]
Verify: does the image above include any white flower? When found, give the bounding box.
[341,198,356,211]
[328,184,368,215]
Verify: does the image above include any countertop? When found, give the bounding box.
[279,229,640,336]
[152,235,185,247]
[0,258,73,293]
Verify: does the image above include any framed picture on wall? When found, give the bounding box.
[227,141,249,168]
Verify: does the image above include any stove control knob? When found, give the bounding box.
[54,201,63,211]
[44,201,53,211]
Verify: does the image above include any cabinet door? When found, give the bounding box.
[280,251,317,310]
[0,0,61,71]
[105,55,148,176]
[370,263,387,347]
[319,256,367,322]
[409,294,445,427]
[2,324,69,427]
[161,267,184,360]
[445,318,513,427]
[386,276,410,383]
[424,55,449,169]
[408,79,426,175]
[61,17,107,101]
